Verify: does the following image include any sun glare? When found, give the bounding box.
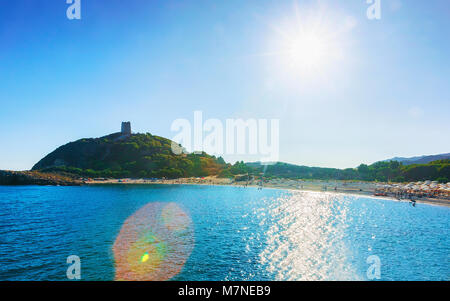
[286,31,327,71]
[262,2,353,82]
[274,21,340,78]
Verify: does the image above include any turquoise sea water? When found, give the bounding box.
[0,184,448,281]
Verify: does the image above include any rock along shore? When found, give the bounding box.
[0,170,82,186]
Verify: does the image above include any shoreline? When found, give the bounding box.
[0,170,82,186]
[85,177,450,208]
[1,170,447,207]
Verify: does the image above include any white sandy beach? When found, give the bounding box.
[85,176,450,207]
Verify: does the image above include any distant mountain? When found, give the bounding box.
[382,153,450,165]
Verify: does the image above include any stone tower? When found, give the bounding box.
[121,122,131,136]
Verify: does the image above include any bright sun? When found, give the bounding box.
[262,3,352,81]
[286,32,327,72]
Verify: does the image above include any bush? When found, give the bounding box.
[436,177,449,184]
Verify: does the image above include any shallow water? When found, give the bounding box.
[0,184,448,280]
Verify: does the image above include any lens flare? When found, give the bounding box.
[113,202,194,281]
[141,252,149,263]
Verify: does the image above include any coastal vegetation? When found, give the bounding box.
[24,132,450,184]
[32,133,228,179]
[245,160,449,183]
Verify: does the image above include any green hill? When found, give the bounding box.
[32,132,227,179]
[31,131,450,183]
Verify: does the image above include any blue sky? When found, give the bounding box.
[0,0,449,170]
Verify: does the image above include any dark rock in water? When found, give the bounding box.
[0,170,82,186]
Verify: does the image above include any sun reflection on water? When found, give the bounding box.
[256,191,362,280]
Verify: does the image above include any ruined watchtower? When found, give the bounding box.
[121,122,131,136]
